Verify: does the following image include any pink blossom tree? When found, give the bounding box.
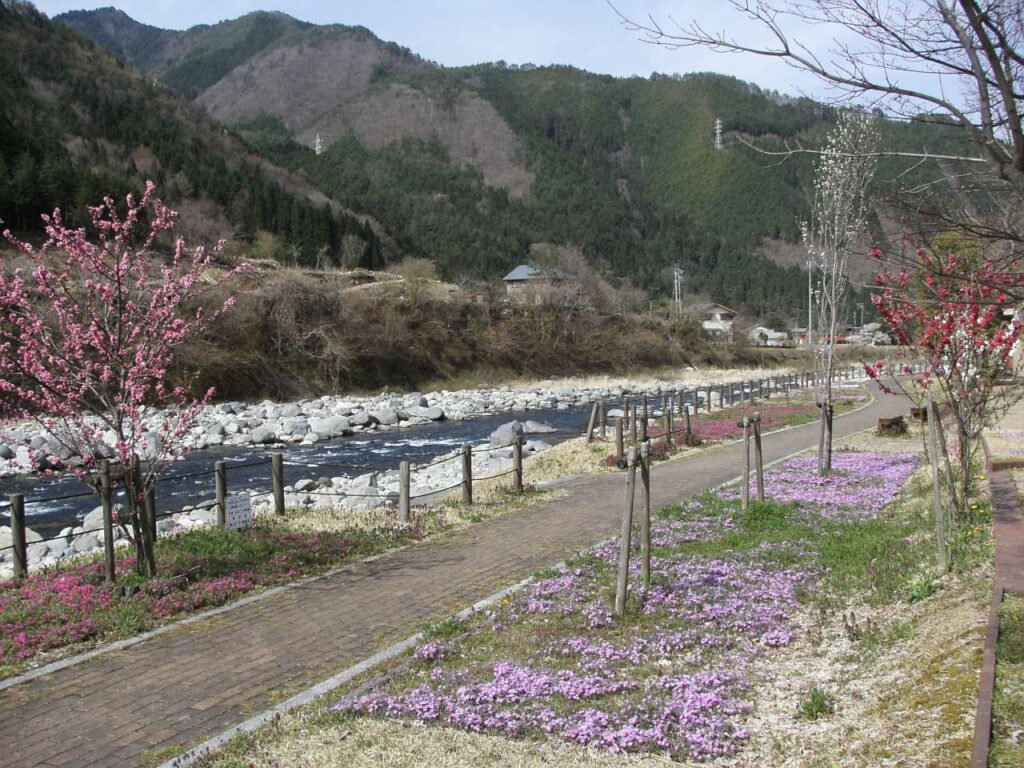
[867,246,1023,516]
[0,182,246,575]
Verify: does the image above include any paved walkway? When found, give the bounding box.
[0,384,904,768]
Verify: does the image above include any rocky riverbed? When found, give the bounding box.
[0,366,812,578]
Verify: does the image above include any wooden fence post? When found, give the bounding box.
[615,417,624,462]
[272,452,285,516]
[741,416,751,512]
[642,394,649,423]
[513,437,524,493]
[640,441,651,589]
[927,390,948,572]
[586,402,598,445]
[630,404,638,443]
[462,444,473,506]
[9,494,26,579]
[614,446,638,617]
[753,414,765,502]
[215,460,227,528]
[665,407,674,448]
[639,409,648,443]
[684,404,692,439]
[599,400,607,440]
[399,460,411,523]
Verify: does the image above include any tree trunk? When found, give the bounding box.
[129,456,157,577]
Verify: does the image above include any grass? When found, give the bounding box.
[796,687,834,720]
[991,593,1024,767]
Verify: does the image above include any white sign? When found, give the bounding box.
[225,494,253,530]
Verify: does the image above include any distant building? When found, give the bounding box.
[747,325,791,347]
[686,302,738,342]
[502,264,571,303]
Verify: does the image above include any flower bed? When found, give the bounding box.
[339,451,920,762]
[0,523,420,671]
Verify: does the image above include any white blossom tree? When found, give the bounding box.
[804,111,879,473]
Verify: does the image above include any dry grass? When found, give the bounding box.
[213,712,684,768]
[736,573,988,768]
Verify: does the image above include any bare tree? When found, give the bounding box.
[805,110,879,473]
[615,1,1024,281]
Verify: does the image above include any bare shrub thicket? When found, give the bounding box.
[178,268,731,399]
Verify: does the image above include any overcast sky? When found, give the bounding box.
[33,1,850,98]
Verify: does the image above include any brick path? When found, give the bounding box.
[0,384,903,768]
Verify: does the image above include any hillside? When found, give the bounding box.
[0,2,384,269]
[54,6,964,315]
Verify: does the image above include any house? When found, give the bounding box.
[686,302,739,342]
[502,264,571,302]
[747,325,791,347]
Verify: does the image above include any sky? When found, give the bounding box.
[32,0,847,98]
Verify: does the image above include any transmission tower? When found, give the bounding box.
[714,118,723,150]
[314,133,323,156]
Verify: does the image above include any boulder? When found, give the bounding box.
[523,420,557,434]
[349,411,376,428]
[490,421,525,447]
[408,406,445,421]
[309,416,351,437]
[206,423,226,437]
[280,403,303,418]
[294,478,318,492]
[371,408,400,427]
[139,432,162,461]
[72,534,99,554]
[249,426,278,445]
[282,417,309,435]
[0,444,13,460]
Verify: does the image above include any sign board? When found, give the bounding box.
[225,494,253,531]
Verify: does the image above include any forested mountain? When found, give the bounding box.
[19,4,963,314]
[0,1,384,269]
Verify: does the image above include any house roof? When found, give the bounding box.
[684,302,739,315]
[502,264,569,282]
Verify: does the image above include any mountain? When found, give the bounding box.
[52,6,961,312]
[0,2,383,269]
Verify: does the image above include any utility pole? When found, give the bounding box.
[714,118,723,150]
[856,302,865,329]
[673,268,684,320]
[314,133,323,156]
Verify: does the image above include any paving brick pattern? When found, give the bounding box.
[0,385,902,767]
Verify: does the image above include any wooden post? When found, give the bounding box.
[100,460,115,583]
[676,390,684,416]
[639,441,651,589]
[741,416,751,512]
[599,400,607,440]
[615,417,625,462]
[399,460,411,523]
[586,402,598,445]
[639,410,648,443]
[614,446,638,617]
[753,415,765,502]
[461,444,473,506]
[693,389,700,414]
[665,407,674,448]
[707,385,714,412]
[642,394,649,422]
[784,381,790,404]
[215,460,227,529]
[684,404,692,438]
[927,390,948,572]
[272,452,285,516]
[8,494,26,579]
[513,437,524,493]
[630,404,638,443]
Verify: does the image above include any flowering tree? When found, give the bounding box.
[867,247,1023,515]
[803,110,878,474]
[0,182,245,575]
